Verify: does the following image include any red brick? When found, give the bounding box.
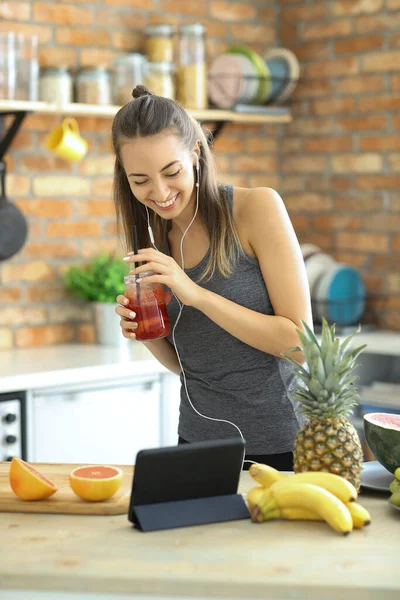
[393,235,400,251]
[334,194,383,211]
[81,239,119,257]
[389,153,400,170]
[355,13,400,33]
[281,4,326,21]
[282,156,328,174]
[56,27,111,46]
[306,57,359,78]
[33,3,93,25]
[281,176,303,192]
[296,80,333,99]
[303,19,352,40]
[0,21,52,43]
[305,137,353,153]
[311,215,361,231]
[16,325,75,348]
[19,156,73,173]
[104,0,153,6]
[39,47,78,68]
[33,177,91,197]
[76,199,116,217]
[80,48,119,67]
[279,23,299,44]
[15,199,73,219]
[365,213,400,231]
[335,74,385,94]
[230,24,275,44]
[287,117,334,135]
[105,221,118,235]
[355,175,400,189]
[231,156,278,173]
[392,74,400,89]
[245,138,278,154]
[0,307,47,327]
[0,329,12,350]
[284,193,333,212]
[1,261,56,283]
[0,287,22,302]
[332,153,383,173]
[210,1,256,21]
[363,51,400,72]
[9,132,33,151]
[334,252,369,269]
[388,275,400,293]
[311,97,354,116]
[8,175,30,196]
[359,135,400,151]
[388,0,400,8]
[334,34,384,54]
[112,31,143,51]
[337,232,388,252]
[92,177,113,197]
[289,215,310,232]
[390,33,400,48]
[78,156,114,176]
[213,137,244,153]
[291,41,330,61]
[248,175,280,190]
[23,242,79,259]
[47,221,102,238]
[336,115,387,131]
[0,2,31,20]
[160,0,207,14]
[281,139,303,154]
[26,285,68,303]
[357,94,400,112]
[332,0,384,15]
[95,8,145,28]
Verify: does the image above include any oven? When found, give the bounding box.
[0,391,27,461]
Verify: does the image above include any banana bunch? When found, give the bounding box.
[389,467,400,507]
[246,463,371,535]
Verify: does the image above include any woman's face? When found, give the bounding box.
[120,130,197,219]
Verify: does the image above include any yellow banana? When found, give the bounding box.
[249,463,286,488]
[279,507,322,521]
[263,482,353,535]
[345,501,371,528]
[395,467,400,480]
[268,470,357,504]
[246,485,265,511]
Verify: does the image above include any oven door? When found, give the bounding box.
[0,391,27,461]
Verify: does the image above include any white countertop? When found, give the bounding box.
[0,343,167,394]
[0,330,398,395]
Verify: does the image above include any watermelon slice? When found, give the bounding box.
[363,413,400,474]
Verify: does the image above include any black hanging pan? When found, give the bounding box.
[0,160,28,261]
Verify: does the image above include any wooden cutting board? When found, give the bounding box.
[0,462,134,515]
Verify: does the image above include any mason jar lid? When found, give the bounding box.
[146,61,175,73]
[178,23,206,35]
[113,53,146,67]
[41,66,70,76]
[145,24,174,37]
[124,270,155,285]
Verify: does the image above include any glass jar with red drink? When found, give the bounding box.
[124,271,171,342]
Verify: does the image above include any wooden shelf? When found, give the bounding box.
[0,99,291,124]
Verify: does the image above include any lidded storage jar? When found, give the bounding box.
[145,24,174,63]
[111,54,146,106]
[177,23,207,109]
[76,67,111,105]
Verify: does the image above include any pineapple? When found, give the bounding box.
[283,318,367,491]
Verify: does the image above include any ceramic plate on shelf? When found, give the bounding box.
[360,460,393,492]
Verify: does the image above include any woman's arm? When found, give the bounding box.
[192,187,312,363]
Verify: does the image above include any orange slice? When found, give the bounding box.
[69,465,123,502]
[9,457,58,501]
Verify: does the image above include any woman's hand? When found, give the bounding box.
[115,294,138,339]
[123,248,203,307]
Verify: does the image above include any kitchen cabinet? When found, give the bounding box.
[26,371,181,464]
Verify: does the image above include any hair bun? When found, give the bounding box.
[132,85,154,99]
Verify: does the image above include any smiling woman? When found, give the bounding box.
[111,85,313,471]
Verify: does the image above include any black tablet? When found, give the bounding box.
[128,437,249,531]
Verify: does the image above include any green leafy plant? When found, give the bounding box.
[63,254,129,303]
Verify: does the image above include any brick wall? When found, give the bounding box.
[1,0,399,350]
[279,0,400,331]
[0,0,280,349]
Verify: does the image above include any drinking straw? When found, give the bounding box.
[133,225,141,303]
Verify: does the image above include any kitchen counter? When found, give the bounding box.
[0,471,398,600]
[0,343,167,394]
[0,330,399,395]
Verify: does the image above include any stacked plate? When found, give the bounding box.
[301,244,366,327]
[264,48,300,104]
[208,45,271,108]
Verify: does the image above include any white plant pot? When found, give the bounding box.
[93,302,129,347]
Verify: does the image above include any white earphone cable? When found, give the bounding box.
[146,160,255,470]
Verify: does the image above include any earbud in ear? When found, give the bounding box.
[193,153,200,187]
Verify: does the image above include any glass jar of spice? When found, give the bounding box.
[39,67,73,106]
[111,54,146,106]
[75,67,111,105]
[145,61,175,99]
[145,24,174,63]
[177,23,207,109]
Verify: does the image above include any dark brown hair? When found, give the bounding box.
[111,85,241,280]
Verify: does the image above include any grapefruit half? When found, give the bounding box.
[69,465,123,502]
[9,457,58,501]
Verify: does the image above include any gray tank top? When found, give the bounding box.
[165,184,304,454]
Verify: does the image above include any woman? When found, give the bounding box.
[113,85,313,470]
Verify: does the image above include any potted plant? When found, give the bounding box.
[64,253,129,346]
